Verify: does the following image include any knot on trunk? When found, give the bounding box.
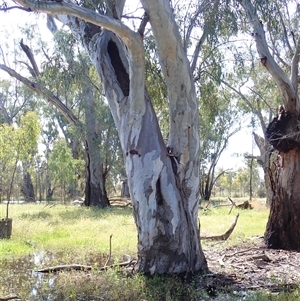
[266,109,300,153]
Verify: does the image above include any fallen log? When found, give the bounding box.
[201,213,239,241]
[236,200,253,209]
[36,264,92,273]
[35,259,135,274]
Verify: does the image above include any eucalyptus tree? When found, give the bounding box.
[48,138,84,203]
[236,0,300,250]
[1,0,212,274]
[217,43,282,206]
[0,111,40,202]
[198,78,241,201]
[0,27,120,207]
[0,75,41,202]
[0,0,251,273]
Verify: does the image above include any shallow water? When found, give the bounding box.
[0,251,57,300]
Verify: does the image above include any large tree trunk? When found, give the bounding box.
[253,132,276,206]
[13,0,207,274]
[91,30,206,274]
[239,0,300,251]
[264,113,300,250]
[264,149,300,250]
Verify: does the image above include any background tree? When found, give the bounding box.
[199,84,240,200]
[0,26,124,207]
[237,0,300,250]
[0,111,40,204]
[48,138,84,203]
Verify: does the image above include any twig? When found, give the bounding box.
[104,234,113,267]
[225,247,263,258]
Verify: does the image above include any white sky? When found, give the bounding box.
[0,2,261,173]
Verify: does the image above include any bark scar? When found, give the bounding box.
[128,149,141,156]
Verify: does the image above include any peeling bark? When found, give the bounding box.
[11,0,207,274]
[238,0,300,251]
[264,148,300,250]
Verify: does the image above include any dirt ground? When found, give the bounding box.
[202,236,300,298]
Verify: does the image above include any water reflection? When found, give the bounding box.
[30,251,56,300]
[0,251,57,300]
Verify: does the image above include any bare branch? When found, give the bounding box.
[16,60,36,77]
[19,39,40,77]
[291,36,300,90]
[238,0,299,113]
[0,64,80,126]
[46,15,58,34]
[0,5,31,12]
[190,30,208,74]
[275,2,292,53]
[137,12,149,37]
[13,0,141,51]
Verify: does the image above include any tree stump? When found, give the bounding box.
[0,218,12,239]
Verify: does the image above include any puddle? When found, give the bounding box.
[0,251,57,300]
[29,251,57,300]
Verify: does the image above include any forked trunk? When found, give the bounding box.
[90,31,207,273]
[264,149,300,250]
[56,0,207,274]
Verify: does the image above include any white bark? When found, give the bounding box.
[238,0,299,113]
[11,0,207,274]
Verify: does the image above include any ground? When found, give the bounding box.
[203,236,300,299]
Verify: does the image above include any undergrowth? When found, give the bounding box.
[1,200,299,300]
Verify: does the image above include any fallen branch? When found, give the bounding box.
[236,200,253,209]
[201,214,239,241]
[36,264,92,273]
[0,295,22,301]
[35,258,135,273]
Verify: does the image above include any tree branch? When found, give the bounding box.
[0,64,80,126]
[137,12,149,37]
[14,0,141,52]
[291,35,300,90]
[19,39,40,77]
[201,214,239,241]
[238,0,299,113]
[0,5,31,12]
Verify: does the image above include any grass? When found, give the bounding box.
[1,203,137,259]
[0,199,299,300]
[200,199,269,246]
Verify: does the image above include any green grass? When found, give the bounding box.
[0,200,299,300]
[1,203,137,259]
[200,203,269,245]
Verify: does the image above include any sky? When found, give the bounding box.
[0,1,261,173]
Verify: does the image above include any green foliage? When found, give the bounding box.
[214,158,264,199]
[48,138,84,198]
[0,111,40,199]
